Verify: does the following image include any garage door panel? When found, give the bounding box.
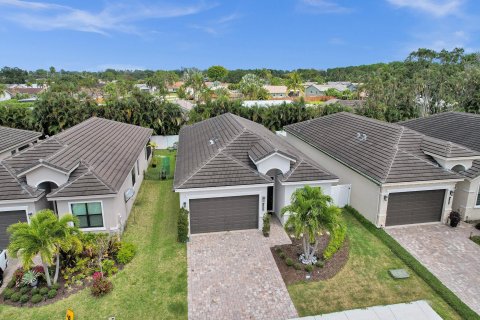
[190,195,258,234]
[0,210,27,249]
[386,190,445,226]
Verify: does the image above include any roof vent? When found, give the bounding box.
[356,132,368,141]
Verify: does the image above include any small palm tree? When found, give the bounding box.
[286,72,304,97]
[8,210,81,287]
[281,185,342,264]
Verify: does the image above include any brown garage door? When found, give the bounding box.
[190,195,258,234]
[0,210,27,249]
[386,190,445,226]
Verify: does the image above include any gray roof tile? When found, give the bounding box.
[285,112,462,184]
[0,125,41,154]
[174,113,336,189]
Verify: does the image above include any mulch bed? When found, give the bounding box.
[271,234,349,285]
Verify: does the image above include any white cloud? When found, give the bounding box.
[387,0,464,17]
[297,0,352,14]
[191,12,240,35]
[0,0,215,35]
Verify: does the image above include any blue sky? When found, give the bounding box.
[0,0,479,71]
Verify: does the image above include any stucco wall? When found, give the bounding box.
[284,133,381,225]
[256,154,291,175]
[454,177,480,221]
[177,185,270,234]
[0,150,12,160]
[55,145,150,233]
[26,166,70,188]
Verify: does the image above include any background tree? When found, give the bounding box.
[207,65,228,81]
[239,73,268,100]
[285,72,303,96]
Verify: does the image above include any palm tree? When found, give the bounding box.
[8,210,81,287]
[286,72,304,97]
[0,83,6,97]
[281,185,342,264]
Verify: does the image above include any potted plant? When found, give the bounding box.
[22,270,39,287]
[262,213,270,237]
[448,211,461,228]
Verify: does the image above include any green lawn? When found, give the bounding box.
[146,149,176,180]
[0,177,186,319]
[288,212,462,320]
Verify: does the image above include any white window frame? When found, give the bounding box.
[68,200,106,231]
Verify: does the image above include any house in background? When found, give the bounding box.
[304,82,356,97]
[0,126,41,160]
[402,112,480,221]
[174,113,350,235]
[264,85,288,98]
[0,118,152,249]
[167,81,184,93]
[285,112,467,227]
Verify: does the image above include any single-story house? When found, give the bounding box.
[304,83,354,97]
[0,126,42,160]
[264,85,288,98]
[285,112,468,227]
[0,117,152,249]
[402,112,480,221]
[174,113,350,235]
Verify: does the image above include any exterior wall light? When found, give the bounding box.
[449,190,454,196]
[383,195,389,201]
[183,202,187,208]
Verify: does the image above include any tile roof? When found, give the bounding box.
[402,112,480,179]
[285,112,462,184]
[174,113,337,189]
[0,125,42,154]
[1,117,152,200]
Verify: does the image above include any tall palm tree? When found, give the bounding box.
[286,72,304,97]
[281,185,342,264]
[8,210,81,287]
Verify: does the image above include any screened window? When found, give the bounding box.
[131,167,136,186]
[71,202,103,228]
[477,188,480,207]
[137,159,140,175]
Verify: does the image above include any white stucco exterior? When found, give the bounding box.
[452,176,480,221]
[254,153,293,175]
[24,165,71,188]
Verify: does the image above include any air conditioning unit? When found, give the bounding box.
[124,188,135,202]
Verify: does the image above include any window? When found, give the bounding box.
[137,159,140,175]
[477,187,480,207]
[71,202,103,228]
[131,167,136,186]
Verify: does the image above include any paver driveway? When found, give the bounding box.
[187,217,298,320]
[387,222,480,315]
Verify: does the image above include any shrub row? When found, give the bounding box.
[344,205,480,320]
[323,222,346,260]
[177,208,189,243]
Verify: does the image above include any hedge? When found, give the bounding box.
[344,205,480,320]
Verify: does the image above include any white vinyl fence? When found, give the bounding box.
[151,135,179,149]
[331,184,351,207]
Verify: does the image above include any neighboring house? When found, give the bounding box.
[326,81,358,91]
[174,113,349,235]
[134,83,156,94]
[242,100,292,108]
[285,112,467,227]
[174,99,195,112]
[304,82,354,97]
[0,126,42,160]
[0,117,152,249]
[167,81,184,93]
[402,112,480,221]
[264,85,288,98]
[7,87,45,99]
[323,99,365,108]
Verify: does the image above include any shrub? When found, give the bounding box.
[31,294,43,304]
[294,263,302,270]
[31,288,40,295]
[116,242,136,264]
[262,213,270,237]
[304,264,314,272]
[39,287,49,296]
[315,260,325,268]
[91,277,113,297]
[285,258,294,266]
[274,247,282,254]
[470,235,480,246]
[19,286,30,295]
[20,294,30,303]
[101,259,118,277]
[7,278,16,289]
[10,292,21,302]
[92,272,103,281]
[3,288,14,300]
[177,208,189,243]
[323,220,347,260]
[22,270,40,287]
[344,205,479,320]
[279,252,286,260]
[475,222,480,230]
[13,268,24,282]
[47,289,57,299]
[52,283,61,290]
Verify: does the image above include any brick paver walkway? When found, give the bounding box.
[187,216,297,320]
[387,222,480,315]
